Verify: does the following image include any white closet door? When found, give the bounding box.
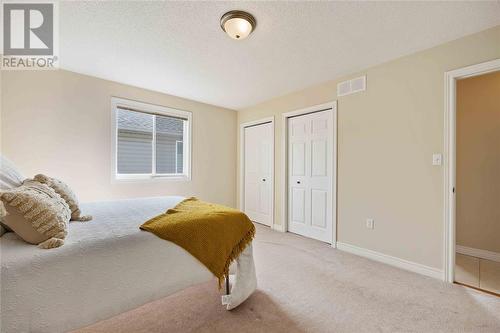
[244,122,273,226]
[288,110,333,243]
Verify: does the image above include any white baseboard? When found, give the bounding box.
[271,223,286,232]
[337,242,444,280]
[456,245,500,263]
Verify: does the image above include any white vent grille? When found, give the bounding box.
[337,75,366,97]
[337,81,351,97]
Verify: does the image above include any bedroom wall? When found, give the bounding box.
[237,25,500,271]
[456,71,500,253]
[1,70,238,207]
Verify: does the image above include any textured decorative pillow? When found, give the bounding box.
[34,174,92,222]
[0,180,71,248]
[1,155,25,236]
[0,202,7,236]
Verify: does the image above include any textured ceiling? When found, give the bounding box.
[60,1,500,110]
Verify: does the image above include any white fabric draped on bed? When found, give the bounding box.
[0,196,256,333]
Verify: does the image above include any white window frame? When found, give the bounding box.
[111,97,192,182]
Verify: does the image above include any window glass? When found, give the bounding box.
[155,115,185,174]
[176,141,184,174]
[116,109,153,174]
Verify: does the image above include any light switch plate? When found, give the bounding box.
[366,218,374,229]
[432,153,442,166]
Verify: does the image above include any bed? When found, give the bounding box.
[0,196,256,333]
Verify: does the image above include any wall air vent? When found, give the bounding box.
[337,75,366,97]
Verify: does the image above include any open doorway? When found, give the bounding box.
[452,69,500,295]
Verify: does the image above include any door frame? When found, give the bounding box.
[239,117,275,229]
[443,58,500,283]
[281,101,338,246]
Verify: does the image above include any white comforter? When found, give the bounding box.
[0,196,256,333]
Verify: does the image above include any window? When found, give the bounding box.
[111,98,191,180]
[175,141,183,173]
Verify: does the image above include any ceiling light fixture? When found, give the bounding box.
[220,10,256,40]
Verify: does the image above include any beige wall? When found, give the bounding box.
[456,71,500,253]
[238,25,500,270]
[1,70,237,207]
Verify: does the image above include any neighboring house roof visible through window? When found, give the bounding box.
[117,108,183,135]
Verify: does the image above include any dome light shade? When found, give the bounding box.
[220,11,256,40]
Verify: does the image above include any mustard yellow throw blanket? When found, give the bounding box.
[140,197,255,287]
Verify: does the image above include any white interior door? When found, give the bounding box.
[288,110,333,243]
[244,122,273,226]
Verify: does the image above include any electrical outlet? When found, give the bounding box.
[432,153,442,166]
[366,218,374,229]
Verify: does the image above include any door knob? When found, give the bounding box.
[297,181,301,184]
[262,179,266,182]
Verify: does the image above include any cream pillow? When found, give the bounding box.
[0,155,25,190]
[34,174,92,222]
[0,203,8,236]
[1,155,26,236]
[0,180,71,248]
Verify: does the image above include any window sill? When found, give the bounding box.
[113,174,191,183]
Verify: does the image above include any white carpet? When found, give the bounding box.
[76,224,500,332]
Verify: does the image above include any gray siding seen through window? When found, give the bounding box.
[116,108,185,175]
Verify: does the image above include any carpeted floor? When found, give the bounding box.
[76,224,500,333]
